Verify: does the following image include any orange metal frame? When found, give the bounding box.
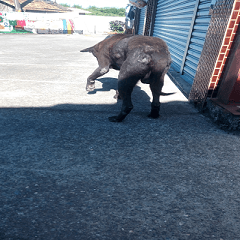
[208,0,240,96]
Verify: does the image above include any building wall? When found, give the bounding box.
[0,11,125,34]
[189,0,235,106]
[73,15,125,34]
[135,0,236,109]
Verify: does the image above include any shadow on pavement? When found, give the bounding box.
[87,77,119,94]
[2,78,240,239]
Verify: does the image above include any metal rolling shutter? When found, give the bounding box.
[138,5,148,35]
[152,0,212,85]
[182,0,212,84]
[153,0,197,72]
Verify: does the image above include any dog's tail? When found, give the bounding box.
[80,46,94,53]
[160,92,175,96]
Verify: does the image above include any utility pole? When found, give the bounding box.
[14,0,22,12]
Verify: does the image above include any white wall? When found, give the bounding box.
[0,11,125,34]
[73,15,125,34]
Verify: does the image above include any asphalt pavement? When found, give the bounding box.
[1,34,240,240]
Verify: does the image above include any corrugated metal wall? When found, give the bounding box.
[151,0,212,85]
[137,5,148,35]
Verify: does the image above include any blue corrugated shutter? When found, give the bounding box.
[182,0,212,84]
[138,5,148,35]
[153,0,197,72]
[152,0,211,85]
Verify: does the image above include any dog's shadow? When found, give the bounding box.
[87,77,151,107]
[87,77,118,94]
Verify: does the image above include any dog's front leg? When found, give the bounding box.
[86,66,109,92]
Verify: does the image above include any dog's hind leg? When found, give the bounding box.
[108,76,139,122]
[148,73,165,118]
[109,49,151,122]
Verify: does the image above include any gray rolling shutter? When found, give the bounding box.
[138,5,148,35]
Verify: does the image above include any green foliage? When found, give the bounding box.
[87,7,125,17]
[73,5,83,9]
[65,5,125,17]
[109,21,124,33]
[59,4,125,17]
[59,3,70,8]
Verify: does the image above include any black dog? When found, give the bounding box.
[81,34,172,122]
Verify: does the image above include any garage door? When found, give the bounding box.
[153,0,212,84]
[182,0,212,84]
[137,4,148,35]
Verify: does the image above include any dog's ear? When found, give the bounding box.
[80,46,94,53]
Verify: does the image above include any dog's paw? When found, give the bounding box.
[113,94,121,100]
[86,83,95,92]
[113,90,121,100]
[147,112,160,118]
[108,116,122,122]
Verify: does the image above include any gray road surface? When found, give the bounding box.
[1,34,240,240]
